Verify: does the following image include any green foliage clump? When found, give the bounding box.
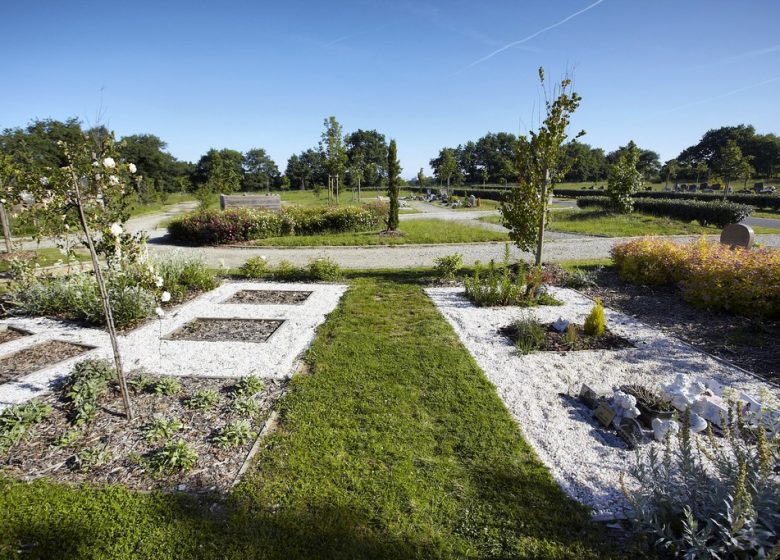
[504,317,547,355]
[273,260,305,281]
[183,390,220,411]
[606,141,643,213]
[234,376,264,398]
[213,420,256,449]
[51,429,81,448]
[144,415,184,443]
[153,377,182,396]
[127,373,155,393]
[583,299,606,337]
[239,256,268,279]
[307,258,342,281]
[433,253,463,280]
[148,439,198,474]
[554,187,780,211]
[624,408,780,558]
[229,397,260,418]
[0,401,53,453]
[62,359,115,425]
[74,445,113,472]
[154,255,219,301]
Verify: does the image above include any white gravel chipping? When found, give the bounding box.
[425,286,780,519]
[0,281,346,411]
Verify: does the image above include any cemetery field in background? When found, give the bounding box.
[245,219,508,246]
[0,274,623,559]
[480,209,780,236]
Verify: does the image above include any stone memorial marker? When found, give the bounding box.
[594,402,616,427]
[617,417,644,448]
[579,383,598,409]
[220,194,281,212]
[720,223,755,249]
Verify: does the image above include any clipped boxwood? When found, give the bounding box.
[168,203,387,245]
[575,196,752,227]
[554,188,780,210]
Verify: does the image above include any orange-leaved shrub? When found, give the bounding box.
[611,238,780,318]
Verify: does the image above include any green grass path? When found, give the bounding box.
[0,277,615,559]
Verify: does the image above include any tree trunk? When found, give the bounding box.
[534,168,551,267]
[73,175,133,420]
[0,203,12,253]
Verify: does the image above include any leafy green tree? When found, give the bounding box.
[607,143,660,180]
[117,134,181,195]
[346,129,388,187]
[320,116,348,202]
[0,118,84,170]
[0,155,19,252]
[712,139,750,196]
[500,68,583,266]
[431,148,459,197]
[561,141,607,182]
[386,139,401,231]
[242,148,279,192]
[192,148,244,193]
[606,141,642,213]
[417,168,426,190]
[661,159,679,189]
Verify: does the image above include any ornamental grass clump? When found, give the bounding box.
[611,238,780,318]
[505,317,547,355]
[623,408,780,558]
[583,298,606,337]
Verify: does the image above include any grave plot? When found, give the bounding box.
[164,318,285,343]
[0,340,95,384]
[1,370,286,493]
[0,326,32,345]
[426,285,780,519]
[222,289,312,305]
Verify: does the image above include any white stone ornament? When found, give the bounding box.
[552,317,570,333]
[652,417,679,441]
[688,413,707,433]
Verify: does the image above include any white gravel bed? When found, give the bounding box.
[425,286,780,519]
[0,281,346,411]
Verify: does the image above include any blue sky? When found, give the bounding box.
[2,0,779,177]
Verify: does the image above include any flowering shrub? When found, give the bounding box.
[167,203,387,245]
[611,238,780,318]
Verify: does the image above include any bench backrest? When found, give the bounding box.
[220,194,282,212]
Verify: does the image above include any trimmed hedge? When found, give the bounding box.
[575,196,752,228]
[451,188,507,202]
[168,203,387,245]
[554,188,780,210]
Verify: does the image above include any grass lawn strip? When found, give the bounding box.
[426,285,780,518]
[0,277,619,559]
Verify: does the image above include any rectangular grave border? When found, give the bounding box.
[0,325,34,345]
[220,289,313,306]
[162,317,286,344]
[0,339,96,384]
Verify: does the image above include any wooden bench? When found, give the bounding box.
[220,194,282,212]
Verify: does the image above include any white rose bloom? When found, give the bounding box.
[155,307,165,318]
[0,198,5,204]
[108,175,119,185]
[128,163,137,174]
[103,157,116,169]
[110,223,123,236]
[155,276,164,288]
[161,291,171,303]
[39,177,49,186]
[261,256,267,261]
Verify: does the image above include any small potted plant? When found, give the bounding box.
[620,384,675,428]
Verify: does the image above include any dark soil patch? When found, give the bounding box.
[0,340,94,383]
[164,318,284,343]
[500,322,634,352]
[0,374,286,493]
[574,268,780,382]
[223,290,311,305]
[0,326,32,345]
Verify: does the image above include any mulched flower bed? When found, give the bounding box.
[500,322,634,352]
[223,289,312,305]
[569,268,780,382]
[0,326,31,345]
[0,374,286,493]
[164,318,285,343]
[0,340,94,383]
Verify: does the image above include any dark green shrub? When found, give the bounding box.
[576,196,752,227]
[556,188,780,211]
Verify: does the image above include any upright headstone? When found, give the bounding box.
[720,223,755,249]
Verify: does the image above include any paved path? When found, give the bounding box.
[148,233,780,269]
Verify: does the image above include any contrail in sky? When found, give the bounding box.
[659,76,780,115]
[719,44,780,64]
[454,0,605,74]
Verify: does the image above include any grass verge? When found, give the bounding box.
[0,276,621,559]
[0,248,90,274]
[247,219,508,246]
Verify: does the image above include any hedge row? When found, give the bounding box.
[575,196,752,228]
[611,238,780,318]
[168,203,387,245]
[451,188,507,202]
[554,188,780,210]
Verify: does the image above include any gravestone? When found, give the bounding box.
[220,194,281,212]
[720,223,755,249]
